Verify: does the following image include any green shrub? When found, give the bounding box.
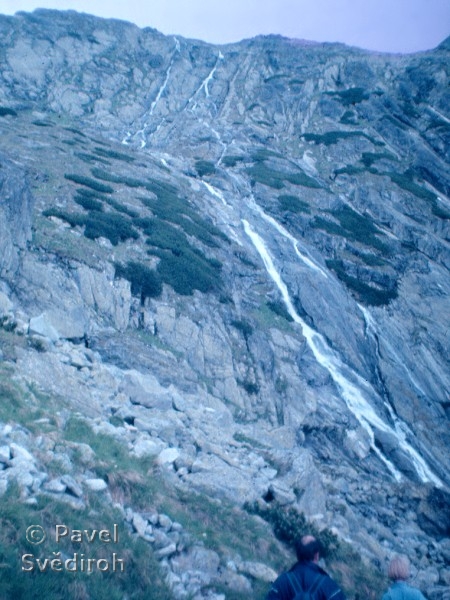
[143,219,188,251]
[83,212,139,246]
[278,194,310,213]
[340,110,358,125]
[326,259,398,306]
[360,152,396,168]
[195,160,216,177]
[247,163,320,189]
[237,379,260,395]
[386,171,437,203]
[91,168,145,188]
[42,208,85,228]
[312,206,388,253]
[104,198,139,218]
[0,106,17,117]
[231,319,253,338]
[302,131,383,147]
[115,261,162,301]
[222,155,245,167]
[327,88,369,106]
[266,300,294,322]
[74,152,110,165]
[74,194,103,212]
[140,190,227,246]
[93,147,135,163]
[334,165,364,176]
[32,120,53,127]
[64,173,114,194]
[155,248,222,295]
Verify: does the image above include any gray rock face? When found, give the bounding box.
[0,8,449,599]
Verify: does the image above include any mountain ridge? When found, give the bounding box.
[0,8,449,600]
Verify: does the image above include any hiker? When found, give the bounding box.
[382,555,426,600]
[266,534,346,599]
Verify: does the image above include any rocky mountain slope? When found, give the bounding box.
[0,9,449,599]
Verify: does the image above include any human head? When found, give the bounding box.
[388,555,410,581]
[295,535,321,563]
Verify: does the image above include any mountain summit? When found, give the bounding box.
[0,9,449,599]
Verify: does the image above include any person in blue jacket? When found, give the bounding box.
[266,535,346,599]
[382,555,426,600]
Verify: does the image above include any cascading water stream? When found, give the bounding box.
[242,218,443,487]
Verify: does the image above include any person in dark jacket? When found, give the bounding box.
[267,535,346,600]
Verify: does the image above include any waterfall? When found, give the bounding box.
[243,218,443,487]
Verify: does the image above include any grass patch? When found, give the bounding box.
[164,488,284,567]
[0,483,172,600]
[266,300,294,322]
[253,303,293,332]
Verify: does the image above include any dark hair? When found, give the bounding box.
[295,536,321,562]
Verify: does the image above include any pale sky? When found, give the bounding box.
[1,0,449,53]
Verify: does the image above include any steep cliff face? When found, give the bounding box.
[0,9,449,600]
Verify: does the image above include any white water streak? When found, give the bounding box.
[122,38,180,148]
[203,182,228,206]
[187,52,223,109]
[243,219,442,486]
[250,201,328,278]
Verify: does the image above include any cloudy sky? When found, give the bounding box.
[1,0,449,53]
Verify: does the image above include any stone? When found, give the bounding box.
[60,475,83,498]
[0,446,10,463]
[44,478,67,493]
[156,448,180,466]
[84,478,108,492]
[132,438,165,458]
[132,513,148,537]
[0,291,13,317]
[155,543,177,559]
[236,560,278,582]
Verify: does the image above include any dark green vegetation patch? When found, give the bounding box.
[115,261,162,302]
[247,163,320,190]
[195,159,216,177]
[302,131,384,147]
[311,205,388,253]
[326,259,398,306]
[326,87,369,106]
[64,173,114,194]
[0,106,18,117]
[278,194,310,213]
